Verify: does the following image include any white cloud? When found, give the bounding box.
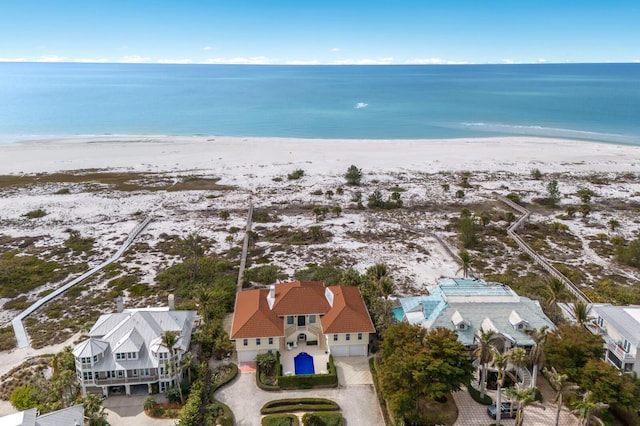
[332,57,394,65]
[74,58,110,63]
[202,56,274,65]
[405,58,468,65]
[0,57,27,62]
[501,58,515,64]
[37,55,67,62]
[330,47,341,52]
[285,60,321,65]
[536,58,547,63]
[119,55,151,63]
[202,46,213,51]
[157,58,193,64]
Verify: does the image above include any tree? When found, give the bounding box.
[225,234,234,248]
[547,180,561,207]
[256,352,277,376]
[332,205,342,217]
[573,301,589,326]
[390,191,403,207]
[491,349,509,426]
[219,210,230,220]
[10,385,43,411]
[182,232,204,281]
[367,189,384,208]
[531,168,543,180]
[325,189,334,199]
[180,352,196,383]
[143,396,157,412]
[508,347,528,384]
[458,249,473,278]
[543,325,604,381]
[579,359,640,411]
[378,323,474,422]
[577,188,594,204]
[473,328,496,400]
[543,277,567,317]
[608,218,620,231]
[457,215,478,248]
[505,384,542,426]
[309,225,323,242]
[572,391,608,426]
[213,330,234,360]
[83,393,108,426]
[526,326,549,389]
[194,284,213,324]
[579,203,591,218]
[565,205,577,218]
[441,183,450,192]
[455,189,465,198]
[161,330,184,404]
[344,165,363,185]
[480,213,491,227]
[545,367,579,426]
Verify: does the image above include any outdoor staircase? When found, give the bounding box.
[519,367,532,388]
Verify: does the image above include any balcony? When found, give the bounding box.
[285,323,323,340]
[607,341,636,361]
[85,373,159,386]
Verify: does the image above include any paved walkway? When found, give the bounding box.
[453,376,579,426]
[215,357,383,426]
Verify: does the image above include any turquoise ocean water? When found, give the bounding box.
[0,63,638,145]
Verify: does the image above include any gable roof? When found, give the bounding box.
[593,304,640,347]
[231,281,374,339]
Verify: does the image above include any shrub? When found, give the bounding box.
[288,169,305,180]
[24,209,46,219]
[243,265,282,285]
[262,414,300,426]
[64,230,95,254]
[260,398,340,414]
[468,383,493,405]
[54,188,71,194]
[302,412,344,426]
[344,165,362,186]
[0,252,63,298]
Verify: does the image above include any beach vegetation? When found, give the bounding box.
[367,189,384,208]
[455,189,465,198]
[24,208,47,219]
[579,203,591,218]
[546,180,561,207]
[0,326,17,351]
[456,215,479,249]
[332,205,342,217]
[344,165,363,185]
[54,187,71,194]
[325,189,334,198]
[565,205,577,218]
[576,188,595,203]
[219,209,230,220]
[0,251,64,298]
[530,168,543,180]
[181,232,204,281]
[243,264,283,285]
[287,168,305,180]
[459,175,472,188]
[64,229,95,254]
[335,186,344,195]
[506,192,522,205]
[253,209,279,223]
[607,219,620,231]
[311,189,323,196]
[441,183,450,192]
[615,238,640,268]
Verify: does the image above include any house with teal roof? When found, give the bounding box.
[393,277,555,353]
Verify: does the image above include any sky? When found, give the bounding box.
[1,0,639,65]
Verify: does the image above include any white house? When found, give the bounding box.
[72,296,196,397]
[0,404,84,426]
[586,304,640,374]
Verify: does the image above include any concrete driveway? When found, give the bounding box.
[215,357,384,426]
[102,395,176,426]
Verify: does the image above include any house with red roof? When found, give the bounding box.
[230,281,375,362]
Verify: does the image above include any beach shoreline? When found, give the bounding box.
[1,135,639,176]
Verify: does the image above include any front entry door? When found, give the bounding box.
[298,315,306,326]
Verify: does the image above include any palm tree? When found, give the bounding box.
[458,249,473,278]
[607,218,620,232]
[473,328,496,399]
[182,232,204,281]
[195,284,213,324]
[505,384,542,426]
[83,393,108,426]
[491,349,509,426]
[544,277,566,309]
[573,301,589,326]
[572,391,609,426]
[508,347,528,385]
[526,326,549,388]
[180,351,196,384]
[161,330,184,404]
[545,367,579,426]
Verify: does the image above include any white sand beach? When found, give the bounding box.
[1,135,639,176]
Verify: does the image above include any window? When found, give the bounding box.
[256,338,261,346]
[117,370,124,378]
[93,355,98,363]
[243,339,248,346]
[141,368,150,376]
[309,315,316,323]
[127,352,133,359]
[132,369,138,377]
[357,333,363,341]
[82,372,93,380]
[81,357,91,365]
[597,316,604,327]
[268,337,273,345]
[623,339,631,353]
[107,371,116,378]
[116,353,125,360]
[287,316,294,325]
[333,334,338,342]
[346,333,351,341]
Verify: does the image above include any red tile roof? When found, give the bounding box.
[231,281,374,339]
[322,286,376,334]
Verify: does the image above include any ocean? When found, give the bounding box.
[0,62,638,145]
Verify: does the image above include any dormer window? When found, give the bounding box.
[458,323,467,331]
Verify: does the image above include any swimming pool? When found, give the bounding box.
[294,352,315,375]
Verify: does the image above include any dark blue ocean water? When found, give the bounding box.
[0,63,638,144]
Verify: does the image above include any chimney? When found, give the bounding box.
[267,285,275,309]
[116,296,124,313]
[168,294,175,310]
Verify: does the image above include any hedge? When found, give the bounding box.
[302,412,344,426]
[261,398,340,415]
[276,355,338,389]
[467,382,493,405]
[262,414,300,426]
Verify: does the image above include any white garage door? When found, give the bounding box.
[348,344,368,356]
[330,345,349,357]
[238,350,258,362]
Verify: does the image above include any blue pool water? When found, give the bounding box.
[294,352,315,375]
